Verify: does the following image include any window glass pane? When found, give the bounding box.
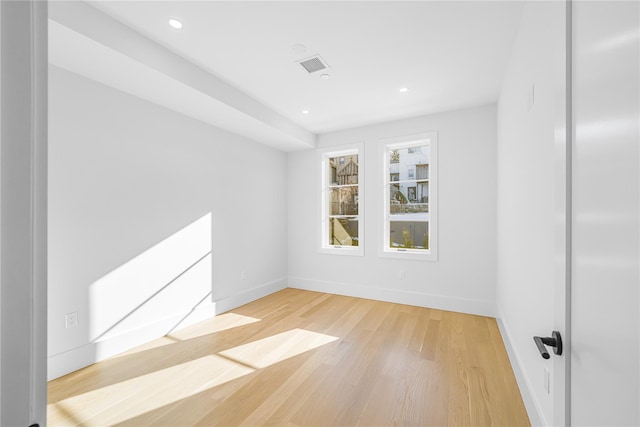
[389,221,429,250]
[389,145,429,176]
[389,184,429,215]
[390,149,400,164]
[329,187,358,215]
[329,217,359,246]
[329,154,358,185]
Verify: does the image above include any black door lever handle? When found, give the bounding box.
[533,331,562,359]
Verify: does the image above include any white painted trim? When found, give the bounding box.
[48,312,188,380]
[378,132,438,261]
[317,143,365,256]
[288,277,495,317]
[496,310,545,427]
[48,277,287,380]
[555,2,571,425]
[0,1,47,424]
[0,3,3,421]
[214,277,287,314]
[31,2,48,423]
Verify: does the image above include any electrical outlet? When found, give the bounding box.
[544,366,550,394]
[399,270,406,280]
[65,312,78,328]
[240,271,247,281]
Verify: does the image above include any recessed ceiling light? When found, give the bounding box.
[320,74,330,80]
[399,87,409,93]
[302,110,310,115]
[168,18,183,29]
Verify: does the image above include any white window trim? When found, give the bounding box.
[379,132,438,261]
[318,143,365,256]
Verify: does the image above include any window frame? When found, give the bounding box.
[318,144,365,256]
[379,132,438,261]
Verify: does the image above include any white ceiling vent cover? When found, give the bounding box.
[297,55,329,74]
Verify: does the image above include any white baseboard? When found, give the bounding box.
[288,277,495,317]
[48,276,493,380]
[496,310,545,426]
[48,277,287,381]
[214,277,288,314]
[47,311,201,380]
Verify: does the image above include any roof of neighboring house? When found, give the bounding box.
[337,159,358,176]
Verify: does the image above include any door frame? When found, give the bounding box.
[553,1,571,425]
[0,1,48,425]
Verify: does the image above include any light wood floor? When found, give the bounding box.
[48,289,530,426]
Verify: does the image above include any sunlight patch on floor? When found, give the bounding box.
[170,312,261,341]
[116,335,182,357]
[113,312,261,358]
[219,328,339,369]
[47,327,336,426]
[47,354,254,426]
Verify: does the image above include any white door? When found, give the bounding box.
[571,1,639,425]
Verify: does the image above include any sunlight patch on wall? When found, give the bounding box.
[89,213,212,342]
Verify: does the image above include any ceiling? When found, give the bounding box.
[49,1,524,151]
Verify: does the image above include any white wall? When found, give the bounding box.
[288,105,497,316]
[496,2,564,425]
[48,66,288,379]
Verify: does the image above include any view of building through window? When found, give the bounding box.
[321,138,433,258]
[387,144,430,251]
[327,153,359,247]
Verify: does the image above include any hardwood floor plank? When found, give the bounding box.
[48,289,530,427]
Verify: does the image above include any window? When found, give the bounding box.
[320,145,364,255]
[381,133,437,260]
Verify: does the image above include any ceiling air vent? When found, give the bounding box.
[297,55,329,74]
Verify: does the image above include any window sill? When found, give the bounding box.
[318,246,364,257]
[378,249,437,261]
